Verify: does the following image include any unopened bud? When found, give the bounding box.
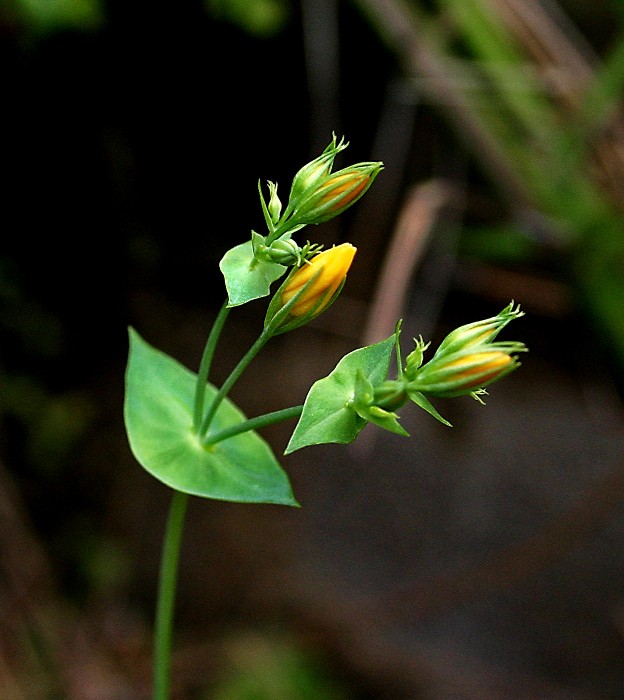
[290,162,383,226]
[267,181,282,224]
[281,243,356,316]
[404,337,429,379]
[409,343,526,398]
[265,243,356,334]
[286,134,348,212]
[435,302,524,357]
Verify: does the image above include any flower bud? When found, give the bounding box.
[404,337,430,379]
[267,181,282,224]
[254,237,301,266]
[289,162,383,226]
[434,302,524,357]
[282,243,356,316]
[408,343,526,398]
[256,237,323,267]
[265,243,356,334]
[286,134,348,212]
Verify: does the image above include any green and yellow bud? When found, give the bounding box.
[408,342,526,398]
[265,243,356,334]
[289,162,383,226]
[281,243,356,316]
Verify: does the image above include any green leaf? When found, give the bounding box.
[124,328,298,506]
[366,405,410,436]
[285,334,396,453]
[408,390,452,427]
[220,241,286,307]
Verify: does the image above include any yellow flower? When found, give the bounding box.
[281,243,357,316]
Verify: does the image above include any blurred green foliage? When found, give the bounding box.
[355,0,624,373]
[6,0,105,33]
[3,0,290,38]
[208,630,352,700]
[204,0,290,37]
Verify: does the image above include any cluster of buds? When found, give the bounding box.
[225,134,382,321]
[246,135,384,336]
[350,303,527,428]
[237,142,526,431]
[261,134,384,243]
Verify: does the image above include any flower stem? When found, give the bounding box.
[203,405,304,447]
[193,302,231,433]
[153,490,189,700]
[199,328,272,436]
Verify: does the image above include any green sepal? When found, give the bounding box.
[219,240,286,307]
[285,334,396,453]
[124,328,298,506]
[407,389,452,427]
[352,370,409,436]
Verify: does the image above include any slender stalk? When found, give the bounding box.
[199,328,272,436]
[199,270,330,437]
[153,490,189,700]
[193,302,231,433]
[203,405,304,447]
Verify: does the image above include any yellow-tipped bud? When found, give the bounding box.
[289,162,383,226]
[409,343,525,398]
[264,243,357,335]
[281,243,357,316]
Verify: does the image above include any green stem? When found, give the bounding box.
[193,302,231,433]
[203,405,304,447]
[153,490,189,700]
[198,268,328,437]
[199,328,273,436]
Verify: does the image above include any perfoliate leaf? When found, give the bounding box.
[124,329,298,506]
[219,241,286,307]
[285,334,395,453]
